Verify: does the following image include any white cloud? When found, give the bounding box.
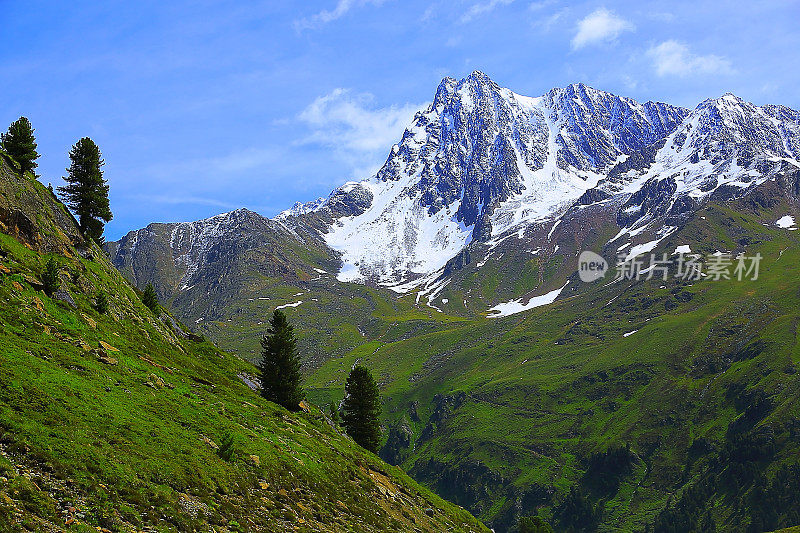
[460,0,515,24]
[646,11,675,23]
[294,0,386,31]
[125,194,242,209]
[528,0,557,13]
[571,8,633,49]
[298,89,424,178]
[421,5,436,22]
[533,7,568,33]
[528,0,556,11]
[647,40,734,77]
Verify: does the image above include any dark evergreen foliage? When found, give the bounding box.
[94,290,109,314]
[341,365,382,453]
[259,310,304,411]
[41,257,60,297]
[1,117,39,176]
[518,515,554,533]
[554,486,601,532]
[648,420,799,532]
[217,431,238,462]
[141,283,159,313]
[57,137,112,242]
[379,422,413,466]
[329,400,340,424]
[582,444,636,495]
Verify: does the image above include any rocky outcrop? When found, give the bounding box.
[0,155,84,254]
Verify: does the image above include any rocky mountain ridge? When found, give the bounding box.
[277,72,799,288]
[107,72,800,320]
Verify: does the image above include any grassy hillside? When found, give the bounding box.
[304,177,800,531]
[0,153,488,532]
[97,141,800,531]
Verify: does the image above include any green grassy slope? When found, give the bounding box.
[305,178,800,531]
[0,153,488,532]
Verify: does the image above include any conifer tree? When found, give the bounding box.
[58,137,112,242]
[42,257,60,297]
[94,290,109,314]
[329,400,340,425]
[1,117,39,176]
[142,283,159,313]
[341,365,382,453]
[217,430,239,462]
[259,310,304,410]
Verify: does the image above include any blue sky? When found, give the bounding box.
[1,0,798,240]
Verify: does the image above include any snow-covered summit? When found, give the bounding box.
[111,73,800,302]
[276,198,327,219]
[303,72,690,286]
[274,74,798,289]
[578,91,800,240]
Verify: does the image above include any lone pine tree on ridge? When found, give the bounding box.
[259,309,304,411]
[58,137,112,243]
[341,365,382,454]
[1,117,40,177]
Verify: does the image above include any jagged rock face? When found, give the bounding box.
[313,72,689,285]
[683,96,800,165]
[107,208,338,303]
[590,94,800,234]
[113,72,800,294]
[325,183,374,218]
[384,73,549,229]
[0,157,84,254]
[617,177,678,228]
[543,83,688,171]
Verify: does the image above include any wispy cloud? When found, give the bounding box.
[647,40,734,77]
[460,0,515,24]
[293,0,387,31]
[298,89,424,179]
[571,8,633,49]
[124,194,243,210]
[532,7,568,33]
[528,0,556,11]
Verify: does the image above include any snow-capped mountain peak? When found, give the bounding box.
[277,74,798,289]
[277,197,327,219]
[297,73,688,285]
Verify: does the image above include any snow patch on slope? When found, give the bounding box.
[326,179,473,284]
[487,283,567,318]
[674,245,692,255]
[275,301,303,310]
[776,215,796,229]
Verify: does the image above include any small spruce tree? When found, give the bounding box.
[259,309,304,410]
[1,117,39,176]
[519,515,554,533]
[329,400,340,425]
[94,290,109,314]
[57,137,112,242]
[341,365,382,453]
[217,430,239,462]
[41,257,61,297]
[141,283,159,313]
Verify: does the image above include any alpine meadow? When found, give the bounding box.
[2,2,800,532]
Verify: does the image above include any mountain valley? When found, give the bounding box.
[104,72,800,531]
